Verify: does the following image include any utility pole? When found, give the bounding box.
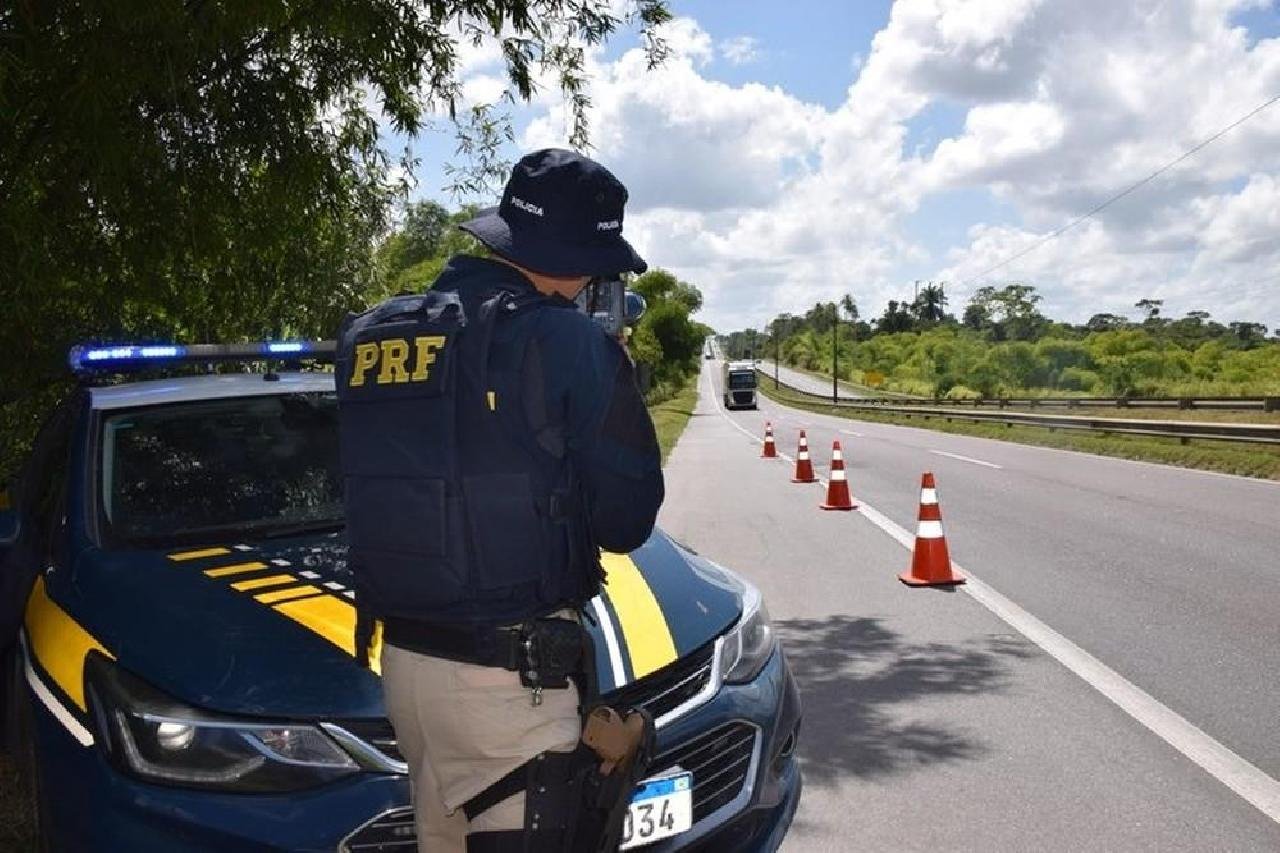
[774,324,780,390]
[831,302,838,405]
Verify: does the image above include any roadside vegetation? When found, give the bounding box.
[757,380,1280,480]
[0,0,674,482]
[650,379,699,464]
[724,285,1280,401]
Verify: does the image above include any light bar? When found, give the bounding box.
[69,341,335,374]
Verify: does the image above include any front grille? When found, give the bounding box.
[606,641,716,723]
[340,807,416,852]
[654,722,757,822]
[732,391,753,404]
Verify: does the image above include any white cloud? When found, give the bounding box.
[509,0,1280,332]
[719,35,761,66]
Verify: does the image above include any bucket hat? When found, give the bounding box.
[460,148,647,277]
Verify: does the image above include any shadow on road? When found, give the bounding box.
[776,615,1036,788]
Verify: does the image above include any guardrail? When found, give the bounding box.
[848,394,1279,412]
[758,371,1280,446]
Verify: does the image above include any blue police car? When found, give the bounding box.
[0,343,801,852]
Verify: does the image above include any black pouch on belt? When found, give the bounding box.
[518,616,596,698]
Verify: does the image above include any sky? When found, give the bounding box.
[390,0,1280,334]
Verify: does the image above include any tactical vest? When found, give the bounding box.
[335,284,600,627]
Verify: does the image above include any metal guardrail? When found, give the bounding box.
[758,371,1280,446]
[844,394,1279,412]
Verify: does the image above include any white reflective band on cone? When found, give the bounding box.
[916,519,945,539]
[832,451,844,462]
[831,469,846,481]
[920,488,939,505]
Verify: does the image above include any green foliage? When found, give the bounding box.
[631,269,706,390]
[737,285,1279,399]
[0,1,672,480]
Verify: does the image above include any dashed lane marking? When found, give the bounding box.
[930,450,1004,469]
[703,367,1280,826]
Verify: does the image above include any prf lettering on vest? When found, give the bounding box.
[349,336,447,387]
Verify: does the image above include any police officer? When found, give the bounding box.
[335,149,663,852]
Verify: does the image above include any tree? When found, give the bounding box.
[632,269,702,314]
[840,295,860,325]
[1229,322,1268,347]
[1086,313,1129,332]
[1135,299,1164,323]
[877,300,915,334]
[913,282,948,324]
[0,1,671,478]
[966,283,1045,341]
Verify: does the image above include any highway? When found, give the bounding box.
[659,357,1280,850]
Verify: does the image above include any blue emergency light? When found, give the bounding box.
[69,340,335,375]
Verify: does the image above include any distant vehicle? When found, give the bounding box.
[704,348,715,360]
[722,361,758,410]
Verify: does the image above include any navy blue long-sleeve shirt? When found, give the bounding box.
[443,255,664,554]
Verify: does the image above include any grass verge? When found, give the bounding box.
[649,376,699,464]
[759,381,1280,480]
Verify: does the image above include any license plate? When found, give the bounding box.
[619,770,693,850]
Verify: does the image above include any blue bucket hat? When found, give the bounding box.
[460,148,648,277]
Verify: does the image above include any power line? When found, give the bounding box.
[961,92,1280,284]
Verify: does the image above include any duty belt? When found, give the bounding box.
[384,615,591,706]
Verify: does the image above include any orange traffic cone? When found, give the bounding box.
[820,441,856,510]
[792,430,817,483]
[899,473,965,586]
[762,422,778,458]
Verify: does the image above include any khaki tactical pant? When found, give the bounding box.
[381,641,582,852]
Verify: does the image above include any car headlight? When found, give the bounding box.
[718,581,776,684]
[85,654,358,792]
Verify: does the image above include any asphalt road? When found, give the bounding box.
[757,360,868,399]
[658,358,1280,851]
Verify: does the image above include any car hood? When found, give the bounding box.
[73,529,741,719]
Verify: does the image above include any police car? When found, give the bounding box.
[0,343,802,852]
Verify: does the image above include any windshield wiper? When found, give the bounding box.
[258,519,345,540]
[124,517,344,547]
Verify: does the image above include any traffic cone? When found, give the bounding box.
[762,422,778,458]
[899,473,965,586]
[791,430,817,483]
[819,441,856,510]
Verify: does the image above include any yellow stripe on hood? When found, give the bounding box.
[24,577,112,711]
[601,552,677,679]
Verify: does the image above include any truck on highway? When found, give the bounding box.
[722,360,758,410]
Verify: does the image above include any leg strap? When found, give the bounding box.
[463,765,528,822]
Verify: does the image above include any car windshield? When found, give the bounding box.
[728,372,756,390]
[100,393,343,544]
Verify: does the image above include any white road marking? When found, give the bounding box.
[840,429,865,438]
[704,367,1280,825]
[20,633,93,747]
[589,596,628,690]
[929,450,1004,469]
